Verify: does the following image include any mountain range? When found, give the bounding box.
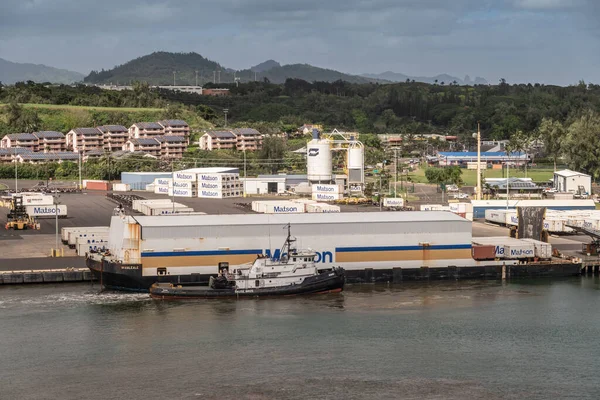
[362,71,488,85]
[1,51,488,86]
[0,58,84,85]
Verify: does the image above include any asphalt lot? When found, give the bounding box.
[0,180,594,262]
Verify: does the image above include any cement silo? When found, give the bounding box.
[307,129,333,182]
[347,142,364,184]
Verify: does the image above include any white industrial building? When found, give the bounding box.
[553,169,591,194]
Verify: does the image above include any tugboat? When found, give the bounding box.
[149,224,345,299]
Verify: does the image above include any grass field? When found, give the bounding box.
[409,166,554,186]
[0,103,165,112]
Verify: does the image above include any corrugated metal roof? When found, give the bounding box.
[205,130,236,139]
[155,136,186,142]
[32,131,65,139]
[129,138,160,146]
[178,167,239,174]
[133,122,163,129]
[554,169,590,178]
[132,211,466,228]
[97,125,128,133]
[158,120,188,127]
[232,128,261,136]
[0,147,33,155]
[5,133,37,140]
[72,127,102,136]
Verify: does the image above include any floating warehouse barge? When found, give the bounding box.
[86,212,581,291]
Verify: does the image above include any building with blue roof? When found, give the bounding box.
[437,151,528,166]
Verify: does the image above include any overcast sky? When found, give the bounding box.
[1,0,599,85]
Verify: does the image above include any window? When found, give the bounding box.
[157,267,167,276]
[255,280,260,287]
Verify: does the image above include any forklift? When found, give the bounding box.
[5,196,39,230]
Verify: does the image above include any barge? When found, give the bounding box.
[86,212,581,292]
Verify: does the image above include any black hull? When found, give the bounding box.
[87,257,582,292]
[150,269,346,299]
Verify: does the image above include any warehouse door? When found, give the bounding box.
[267,182,278,193]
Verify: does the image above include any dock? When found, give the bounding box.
[0,256,95,285]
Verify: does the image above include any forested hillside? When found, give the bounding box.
[83,52,383,85]
[0,58,84,84]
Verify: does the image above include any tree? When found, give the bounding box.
[537,118,565,171]
[4,102,41,132]
[562,110,600,179]
[259,135,287,173]
[424,166,462,185]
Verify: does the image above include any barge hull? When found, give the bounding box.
[88,258,582,291]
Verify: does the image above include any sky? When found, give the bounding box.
[0,0,599,85]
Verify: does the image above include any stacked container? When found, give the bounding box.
[153,178,172,195]
[311,184,343,201]
[197,173,242,199]
[251,200,305,214]
[306,203,341,213]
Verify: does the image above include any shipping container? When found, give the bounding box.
[86,181,111,191]
[383,198,404,208]
[21,195,54,206]
[420,204,443,211]
[306,203,341,213]
[154,178,172,186]
[112,183,130,192]
[76,236,108,255]
[503,242,536,259]
[521,239,552,259]
[132,199,173,212]
[173,171,197,181]
[26,205,67,218]
[61,226,108,243]
[312,184,343,194]
[167,188,196,198]
[252,201,305,214]
[311,192,343,201]
[67,227,110,247]
[471,245,496,260]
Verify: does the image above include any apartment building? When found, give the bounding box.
[155,135,187,159]
[16,152,80,164]
[123,138,162,157]
[232,128,263,151]
[32,131,66,153]
[0,148,33,162]
[199,130,238,150]
[98,125,128,152]
[128,122,164,139]
[158,120,190,142]
[67,128,103,153]
[1,133,39,152]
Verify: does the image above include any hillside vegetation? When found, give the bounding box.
[83,51,383,85]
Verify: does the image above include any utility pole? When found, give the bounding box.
[476,122,482,200]
[394,148,399,197]
[173,70,176,86]
[171,161,175,213]
[223,108,229,127]
[243,149,247,198]
[195,70,198,87]
[78,151,82,190]
[217,70,221,84]
[53,192,60,257]
[13,147,17,193]
[379,172,383,211]
[213,70,216,84]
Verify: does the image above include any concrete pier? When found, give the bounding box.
[0,268,94,285]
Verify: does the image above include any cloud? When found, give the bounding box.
[0,0,598,85]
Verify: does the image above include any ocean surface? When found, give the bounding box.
[1,278,599,400]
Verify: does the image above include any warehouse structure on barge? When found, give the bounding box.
[87,212,581,291]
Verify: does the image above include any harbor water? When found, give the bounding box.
[2,278,600,400]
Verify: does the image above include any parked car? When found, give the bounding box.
[446,184,459,192]
[453,192,469,199]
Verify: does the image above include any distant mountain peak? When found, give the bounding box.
[250,60,281,73]
[362,71,488,85]
[0,58,84,84]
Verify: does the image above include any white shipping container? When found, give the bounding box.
[168,188,196,197]
[306,203,341,213]
[383,198,405,208]
[173,180,195,190]
[503,243,536,259]
[112,183,130,192]
[198,189,225,199]
[252,201,305,214]
[154,178,172,186]
[198,181,223,190]
[312,192,343,201]
[291,199,318,205]
[21,195,54,206]
[173,171,197,181]
[26,205,67,218]
[312,184,342,194]
[154,186,170,195]
[150,207,195,216]
[420,204,443,211]
[521,239,553,259]
[61,226,107,242]
[68,228,110,246]
[133,199,173,212]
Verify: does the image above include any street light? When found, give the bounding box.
[472,122,482,200]
[53,192,60,257]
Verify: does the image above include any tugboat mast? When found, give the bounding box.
[280,223,297,262]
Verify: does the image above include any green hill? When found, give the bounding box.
[0,58,84,84]
[84,52,385,85]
